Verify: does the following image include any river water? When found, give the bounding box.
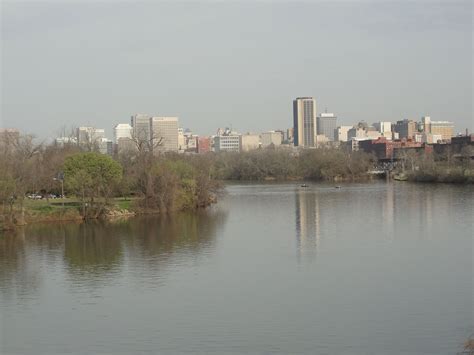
[0,182,472,354]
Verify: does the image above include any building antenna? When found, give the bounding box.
[325,107,328,113]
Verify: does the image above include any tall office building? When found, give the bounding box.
[114,123,132,143]
[131,114,151,142]
[293,97,317,147]
[151,116,179,152]
[316,113,337,141]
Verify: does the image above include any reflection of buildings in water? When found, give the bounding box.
[295,189,320,262]
[383,183,395,241]
[422,188,433,239]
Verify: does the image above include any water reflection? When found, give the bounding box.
[0,209,227,298]
[295,189,321,262]
[0,230,41,301]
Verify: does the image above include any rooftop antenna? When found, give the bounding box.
[325,107,328,113]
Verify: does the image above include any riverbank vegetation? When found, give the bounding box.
[211,148,373,181]
[1,131,472,229]
[395,146,474,184]
[0,133,221,229]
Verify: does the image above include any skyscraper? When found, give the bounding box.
[131,114,151,142]
[293,97,317,147]
[316,112,337,141]
[151,116,179,152]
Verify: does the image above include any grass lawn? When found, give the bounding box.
[14,196,137,215]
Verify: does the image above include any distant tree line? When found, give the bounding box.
[397,145,474,183]
[210,148,374,181]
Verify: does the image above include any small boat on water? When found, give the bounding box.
[335,186,341,189]
[300,184,309,188]
[393,173,408,181]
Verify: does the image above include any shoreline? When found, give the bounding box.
[1,178,471,232]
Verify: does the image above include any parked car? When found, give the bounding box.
[27,194,43,200]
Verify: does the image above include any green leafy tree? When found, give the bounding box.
[63,152,122,218]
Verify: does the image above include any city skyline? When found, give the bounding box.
[2,1,472,138]
[0,105,467,142]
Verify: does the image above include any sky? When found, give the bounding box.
[1,0,472,139]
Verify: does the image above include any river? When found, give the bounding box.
[0,182,472,354]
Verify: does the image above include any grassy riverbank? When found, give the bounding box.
[0,197,136,230]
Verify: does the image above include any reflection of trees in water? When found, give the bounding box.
[0,230,39,300]
[0,209,227,296]
[121,210,227,281]
[63,221,124,285]
[0,224,70,299]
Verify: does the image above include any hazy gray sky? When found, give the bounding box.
[1,0,472,139]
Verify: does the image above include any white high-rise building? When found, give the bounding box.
[114,123,132,143]
[151,117,179,152]
[293,97,317,147]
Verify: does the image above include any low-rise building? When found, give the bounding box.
[99,138,113,156]
[240,133,260,151]
[287,128,294,144]
[394,119,417,139]
[114,123,132,143]
[315,134,330,148]
[373,121,392,138]
[261,131,282,148]
[76,127,106,147]
[117,137,136,154]
[432,134,474,156]
[197,137,211,154]
[347,137,372,152]
[335,126,352,142]
[55,136,78,147]
[347,127,367,140]
[215,128,241,152]
[359,137,426,160]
